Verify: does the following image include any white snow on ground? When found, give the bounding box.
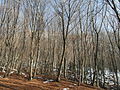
[43,81,49,83]
[73,84,77,86]
[109,81,114,85]
[21,73,27,77]
[53,69,58,72]
[9,69,18,75]
[36,77,43,79]
[85,68,120,85]
[10,71,14,74]
[43,79,54,83]
[69,85,74,88]
[63,88,69,90]
[2,70,5,73]
[117,71,120,84]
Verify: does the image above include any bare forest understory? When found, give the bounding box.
[0,72,104,90]
[0,0,120,90]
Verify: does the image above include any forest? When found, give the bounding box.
[0,0,120,90]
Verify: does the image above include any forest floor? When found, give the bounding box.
[0,72,104,90]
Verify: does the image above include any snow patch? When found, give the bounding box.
[63,88,69,90]
[73,84,77,86]
[43,81,49,83]
[53,68,58,72]
[2,70,5,73]
[33,77,43,79]
[43,79,54,83]
[21,73,27,77]
[69,85,74,87]
[10,71,14,74]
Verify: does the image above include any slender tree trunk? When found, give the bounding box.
[63,57,66,78]
[56,38,66,81]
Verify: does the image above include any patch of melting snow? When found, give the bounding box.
[43,81,49,83]
[21,73,27,77]
[43,79,54,83]
[109,81,114,85]
[63,88,69,90]
[10,71,14,74]
[38,77,42,79]
[73,84,77,86]
[53,69,57,72]
[2,70,5,73]
[69,85,74,87]
[49,79,54,82]
[34,77,43,79]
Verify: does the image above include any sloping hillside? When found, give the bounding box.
[0,74,103,90]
